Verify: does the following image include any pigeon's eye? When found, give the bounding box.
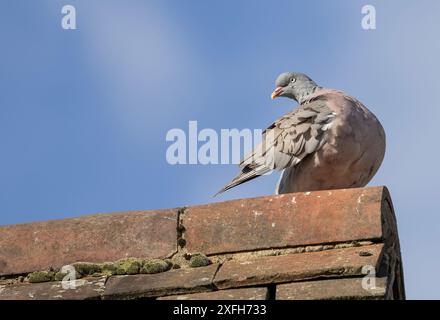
[290,78,296,83]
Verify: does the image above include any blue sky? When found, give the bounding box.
[1,1,439,299]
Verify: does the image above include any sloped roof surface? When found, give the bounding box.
[0,186,405,300]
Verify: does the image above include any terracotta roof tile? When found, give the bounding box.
[276,277,388,300]
[0,186,405,300]
[158,287,269,300]
[0,209,177,276]
[103,264,219,299]
[214,244,383,290]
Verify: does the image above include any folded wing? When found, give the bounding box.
[216,99,335,195]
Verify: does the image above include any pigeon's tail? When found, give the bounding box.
[214,166,271,197]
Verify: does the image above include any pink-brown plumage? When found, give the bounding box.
[217,72,385,196]
[276,89,385,193]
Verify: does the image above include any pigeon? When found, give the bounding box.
[216,72,385,195]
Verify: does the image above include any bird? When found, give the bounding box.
[216,72,386,195]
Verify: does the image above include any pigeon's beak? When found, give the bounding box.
[271,87,284,99]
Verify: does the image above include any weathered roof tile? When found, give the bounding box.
[214,244,384,289]
[103,264,219,299]
[0,277,106,300]
[0,186,405,300]
[158,287,269,300]
[0,209,178,276]
[183,186,386,255]
[276,277,388,300]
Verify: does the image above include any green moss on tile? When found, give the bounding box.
[189,253,211,268]
[115,258,142,275]
[101,262,118,276]
[28,271,55,283]
[22,253,191,284]
[72,262,101,276]
[54,271,68,282]
[140,259,172,274]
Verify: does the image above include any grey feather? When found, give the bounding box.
[215,99,333,195]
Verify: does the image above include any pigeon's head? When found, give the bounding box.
[271,72,320,103]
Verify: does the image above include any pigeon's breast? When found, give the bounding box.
[288,92,386,192]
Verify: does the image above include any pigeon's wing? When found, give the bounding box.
[216,99,335,195]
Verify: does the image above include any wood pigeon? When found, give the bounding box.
[216,72,386,195]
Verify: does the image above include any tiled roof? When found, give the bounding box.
[0,186,405,300]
